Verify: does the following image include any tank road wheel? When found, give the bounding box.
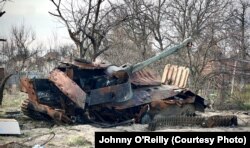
[21,99,51,121]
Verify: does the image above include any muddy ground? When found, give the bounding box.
[0,92,250,148]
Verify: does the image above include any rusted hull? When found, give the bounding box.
[19,54,207,125]
[20,77,71,123]
[20,73,206,124]
[49,69,86,109]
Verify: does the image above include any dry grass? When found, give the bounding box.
[0,91,27,119]
[1,91,27,109]
[67,135,92,147]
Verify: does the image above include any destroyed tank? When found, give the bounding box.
[20,38,209,127]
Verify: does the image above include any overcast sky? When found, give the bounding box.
[0,0,72,46]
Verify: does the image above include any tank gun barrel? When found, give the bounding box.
[105,37,192,76]
[126,37,192,73]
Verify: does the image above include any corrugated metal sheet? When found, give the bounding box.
[161,64,190,88]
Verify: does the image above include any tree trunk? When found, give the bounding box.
[0,73,13,105]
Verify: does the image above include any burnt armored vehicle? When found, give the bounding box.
[20,38,209,127]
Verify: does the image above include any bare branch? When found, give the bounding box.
[49,0,127,61]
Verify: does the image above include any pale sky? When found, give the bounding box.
[0,0,72,46]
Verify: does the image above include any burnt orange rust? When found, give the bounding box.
[150,100,175,110]
[26,100,71,123]
[65,68,74,79]
[150,96,195,109]
[20,77,71,123]
[20,77,38,102]
[130,69,161,86]
[112,70,129,83]
[20,77,30,93]
[49,69,86,109]
[99,86,113,94]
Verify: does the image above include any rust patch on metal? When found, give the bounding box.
[65,68,74,79]
[60,59,110,69]
[20,78,71,123]
[149,97,195,111]
[130,69,161,86]
[49,69,86,109]
[19,77,38,102]
[20,77,30,93]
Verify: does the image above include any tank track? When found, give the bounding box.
[148,115,238,131]
[21,99,51,121]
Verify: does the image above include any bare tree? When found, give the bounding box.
[107,0,234,98]
[229,0,250,89]
[58,43,75,58]
[47,31,59,53]
[119,0,153,60]
[143,0,170,51]
[1,24,40,73]
[103,26,148,65]
[0,23,39,105]
[164,0,231,95]
[46,31,76,59]
[49,0,127,61]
